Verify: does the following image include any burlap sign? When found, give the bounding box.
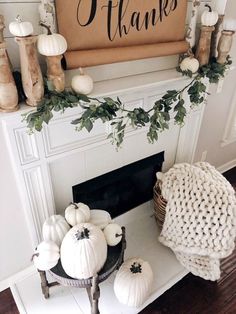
[55,0,189,69]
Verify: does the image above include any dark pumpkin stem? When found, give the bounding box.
[70,202,79,209]
[205,4,212,12]
[115,233,122,238]
[130,262,142,274]
[39,22,52,35]
[75,228,90,240]
[31,252,39,262]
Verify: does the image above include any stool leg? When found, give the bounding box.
[38,270,50,299]
[91,274,100,314]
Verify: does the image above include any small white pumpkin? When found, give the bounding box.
[103,223,122,246]
[89,210,112,229]
[61,223,107,279]
[180,57,199,74]
[201,5,218,27]
[65,202,90,226]
[37,23,67,57]
[71,68,94,95]
[32,241,60,271]
[223,18,236,32]
[9,15,33,37]
[114,258,153,307]
[42,215,70,247]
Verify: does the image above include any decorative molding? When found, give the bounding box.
[221,89,236,147]
[14,128,39,165]
[186,0,201,48]
[217,158,236,174]
[23,165,56,242]
[38,0,56,33]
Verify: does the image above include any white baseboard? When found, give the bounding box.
[217,159,236,174]
[0,266,35,292]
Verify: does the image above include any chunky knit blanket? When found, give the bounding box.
[158,162,236,281]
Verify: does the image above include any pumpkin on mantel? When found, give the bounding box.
[61,223,107,279]
[71,68,94,95]
[65,202,90,226]
[32,241,60,271]
[201,5,218,27]
[114,258,153,307]
[42,215,70,247]
[9,15,33,37]
[180,56,199,74]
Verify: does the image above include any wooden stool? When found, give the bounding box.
[38,227,126,314]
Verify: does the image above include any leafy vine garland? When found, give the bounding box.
[23,57,232,148]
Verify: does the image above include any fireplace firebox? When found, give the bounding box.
[73,151,164,218]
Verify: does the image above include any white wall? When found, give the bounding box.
[0,0,235,283]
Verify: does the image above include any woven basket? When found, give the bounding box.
[153,180,167,229]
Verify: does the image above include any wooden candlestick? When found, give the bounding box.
[46,55,65,92]
[15,36,44,107]
[0,15,5,43]
[211,15,224,58]
[217,30,235,64]
[0,42,19,112]
[196,26,215,66]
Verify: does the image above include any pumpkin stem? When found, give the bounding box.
[79,67,84,75]
[39,22,52,35]
[130,262,142,274]
[205,4,212,12]
[31,252,39,262]
[70,202,79,209]
[115,233,122,238]
[75,228,90,240]
[16,15,22,23]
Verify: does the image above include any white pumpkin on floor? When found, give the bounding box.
[114,258,153,307]
[61,223,107,279]
[42,215,70,247]
[103,223,122,246]
[89,209,112,229]
[32,241,60,271]
[65,202,90,226]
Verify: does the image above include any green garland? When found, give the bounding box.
[23,57,232,148]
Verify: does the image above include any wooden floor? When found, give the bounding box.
[1,168,235,314]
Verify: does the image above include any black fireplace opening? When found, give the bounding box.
[72,151,164,218]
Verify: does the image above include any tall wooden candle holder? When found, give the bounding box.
[196,26,215,66]
[211,15,224,58]
[217,31,235,64]
[46,55,65,92]
[15,36,44,107]
[0,42,19,112]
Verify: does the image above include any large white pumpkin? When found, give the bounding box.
[32,241,60,271]
[71,68,94,95]
[37,23,67,57]
[89,210,112,229]
[65,202,90,226]
[61,223,107,279]
[103,223,122,246]
[114,258,153,307]
[42,215,70,247]
[9,16,34,37]
[201,5,218,27]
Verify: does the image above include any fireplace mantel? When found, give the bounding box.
[1,68,206,246]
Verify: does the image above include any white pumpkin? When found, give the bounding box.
[32,241,60,271]
[223,18,236,32]
[42,215,70,247]
[103,223,122,246]
[114,258,153,307]
[65,202,90,226]
[71,68,94,95]
[61,223,107,279]
[37,23,67,56]
[9,16,33,37]
[180,57,199,74]
[201,5,218,27]
[89,210,112,229]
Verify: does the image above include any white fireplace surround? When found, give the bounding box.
[1,69,206,249]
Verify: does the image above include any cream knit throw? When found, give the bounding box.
[158,162,236,281]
